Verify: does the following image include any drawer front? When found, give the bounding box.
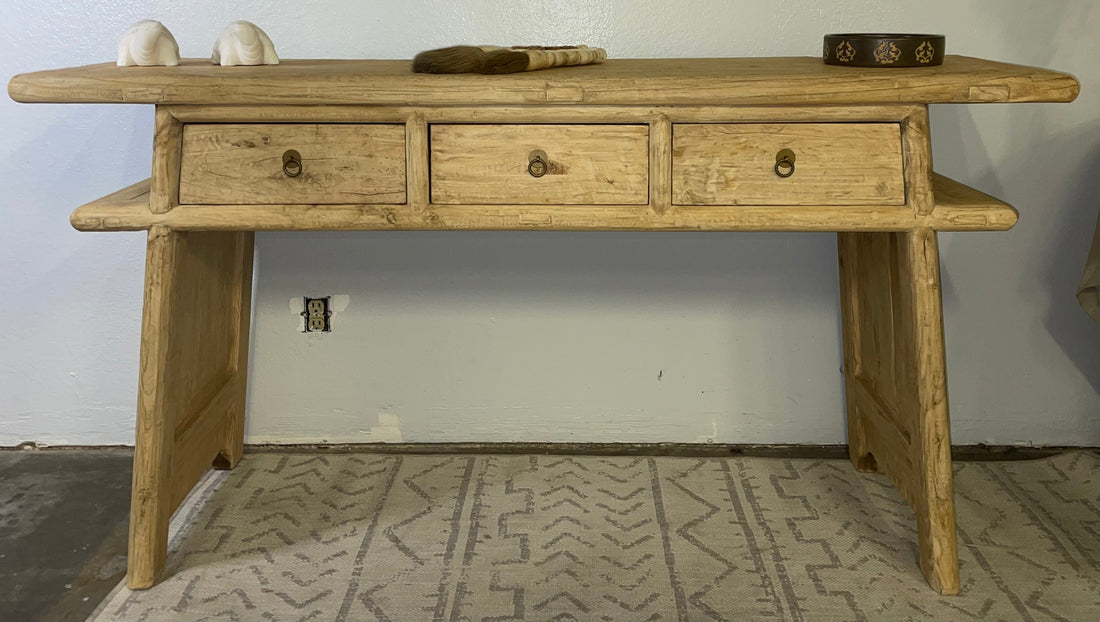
[430,124,649,205]
[179,124,406,205]
[672,123,905,205]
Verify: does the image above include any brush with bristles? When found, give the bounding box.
[412,45,606,74]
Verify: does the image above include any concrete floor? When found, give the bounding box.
[0,449,132,622]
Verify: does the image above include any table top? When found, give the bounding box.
[8,56,1078,107]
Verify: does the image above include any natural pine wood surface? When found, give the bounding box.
[649,115,672,214]
[127,228,253,590]
[405,114,430,211]
[837,228,959,595]
[837,105,959,594]
[9,56,1079,106]
[125,106,259,590]
[430,124,649,205]
[23,61,1072,593]
[70,201,918,232]
[179,124,407,205]
[126,227,178,590]
[510,45,606,71]
[164,104,922,124]
[929,173,1018,230]
[69,173,1019,233]
[149,109,181,215]
[672,123,905,205]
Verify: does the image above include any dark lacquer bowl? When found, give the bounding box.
[823,33,945,68]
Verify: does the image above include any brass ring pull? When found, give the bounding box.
[528,150,548,178]
[774,149,796,178]
[282,149,303,177]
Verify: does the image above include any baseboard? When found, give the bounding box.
[4,441,1096,461]
[242,442,1096,461]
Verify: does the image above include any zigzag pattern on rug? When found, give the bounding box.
[91,452,1100,622]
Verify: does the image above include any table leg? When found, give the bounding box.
[837,227,959,595]
[127,226,254,589]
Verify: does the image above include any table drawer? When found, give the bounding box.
[179,124,406,205]
[672,123,905,205]
[430,124,649,205]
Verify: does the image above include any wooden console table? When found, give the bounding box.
[9,56,1078,594]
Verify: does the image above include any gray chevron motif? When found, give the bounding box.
[90,452,1099,621]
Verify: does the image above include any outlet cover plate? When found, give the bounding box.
[302,296,331,332]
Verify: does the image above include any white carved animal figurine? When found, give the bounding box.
[211,21,279,66]
[116,20,180,67]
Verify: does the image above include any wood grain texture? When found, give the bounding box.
[70,178,150,230]
[901,227,958,596]
[650,115,672,213]
[127,226,179,589]
[903,106,936,216]
[929,173,1018,230]
[514,46,606,71]
[430,124,649,205]
[127,111,192,588]
[73,202,927,232]
[9,56,1079,106]
[149,108,181,214]
[217,231,254,470]
[837,231,877,473]
[69,173,1019,234]
[837,111,960,592]
[171,376,236,508]
[673,123,905,205]
[33,59,1069,594]
[836,228,959,595]
[405,113,430,210]
[127,228,254,589]
[166,104,921,124]
[180,124,406,205]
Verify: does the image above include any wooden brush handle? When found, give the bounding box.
[479,45,606,73]
[413,45,607,74]
[520,46,607,71]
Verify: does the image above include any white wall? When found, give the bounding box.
[1,0,1097,447]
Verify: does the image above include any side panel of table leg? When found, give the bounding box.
[838,232,875,472]
[214,231,254,470]
[127,226,255,589]
[836,228,959,595]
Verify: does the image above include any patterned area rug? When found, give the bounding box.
[90,452,1099,622]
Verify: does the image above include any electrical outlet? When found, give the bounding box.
[302,296,331,332]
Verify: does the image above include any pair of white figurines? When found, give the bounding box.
[117,20,278,67]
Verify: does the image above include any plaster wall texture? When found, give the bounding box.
[1,1,1097,446]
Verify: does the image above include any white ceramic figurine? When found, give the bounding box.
[212,21,279,66]
[116,20,180,67]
